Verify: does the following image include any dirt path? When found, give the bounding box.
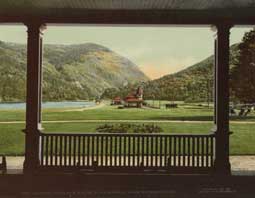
[62,102,106,112]
[1,120,255,124]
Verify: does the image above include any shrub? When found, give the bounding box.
[96,123,163,134]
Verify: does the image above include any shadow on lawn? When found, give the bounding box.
[230,116,255,121]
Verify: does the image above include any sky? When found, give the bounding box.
[0,25,253,79]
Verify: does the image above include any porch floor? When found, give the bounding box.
[3,155,255,175]
[1,171,255,197]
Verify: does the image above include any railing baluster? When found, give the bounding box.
[206,136,209,168]
[159,136,163,167]
[187,136,191,167]
[197,137,200,167]
[50,135,53,166]
[164,136,167,167]
[133,136,136,166]
[82,136,85,166]
[91,135,95,166]
[141,136,144,167]
[173,136,176,167]
[114,136,117,166]
[110,136,112,167]
[68,136,72,166]
[45,135,49,166]
[124,135,126,167]
[178,136,181,166]
[73,135,76,166]
[78,136,81,166]
[87,136,90,166]
[146,136,149,167]
[161,136,164,167]
[55,135,58,166]
[40,134,44,166]
[150,136,154,167]
[201,136,204,167]
[99,135,102,166]
[137,136,140,167]
[64,135,67,166]
[119,136,122,166]
[183,136,186,167]
[169,136,172,167]
[192,136,195,167]
[96,135,99,166]
[155,136,158,167]
[105,135,108,167]
[210,136,214,167]
[59,136,62,166]
[128,136,131,167]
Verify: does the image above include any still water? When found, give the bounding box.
[0,101,95,110]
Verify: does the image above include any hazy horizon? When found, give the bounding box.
[0,25,253,79]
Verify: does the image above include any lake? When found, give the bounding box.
[0,101,96,110]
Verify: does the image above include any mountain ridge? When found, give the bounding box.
[0,41,149,102]
[142,43,239,102]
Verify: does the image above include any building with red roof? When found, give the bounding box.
[124,87,144,108]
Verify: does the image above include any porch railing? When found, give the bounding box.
[39,132,215,173]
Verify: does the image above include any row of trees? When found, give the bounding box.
[101,73,213,104]
[101,66,214,104]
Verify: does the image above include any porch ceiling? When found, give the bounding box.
[1,0,255,10]
[0,0,255,24]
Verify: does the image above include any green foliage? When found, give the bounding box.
[100,84,135,99]
[96,123,163,133]
[100,88,119,99]
[0,43,26,102]
[230,28,255,103]
[115,57,215,103]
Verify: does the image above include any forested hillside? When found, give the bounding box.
[142,44,239,102]
[0,41,148,102]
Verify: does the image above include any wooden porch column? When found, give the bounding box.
[214,23,232,175]
[214,38,217,124]
[23,22,44,172]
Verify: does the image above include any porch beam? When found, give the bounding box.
[23,22,45,172]
[214,23,232,175]
[1,9,255,25]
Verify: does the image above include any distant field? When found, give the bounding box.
[0,101,255,155]
[0,102,214,121]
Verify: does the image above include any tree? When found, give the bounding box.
[100,88,119,99]
[231,28,255,103]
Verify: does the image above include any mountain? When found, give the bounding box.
[142,44,239,102]
[0,41,149,102]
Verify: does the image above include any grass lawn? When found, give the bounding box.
[0,122,255,155]
[0,102,255,155]
[0,104,214,121]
